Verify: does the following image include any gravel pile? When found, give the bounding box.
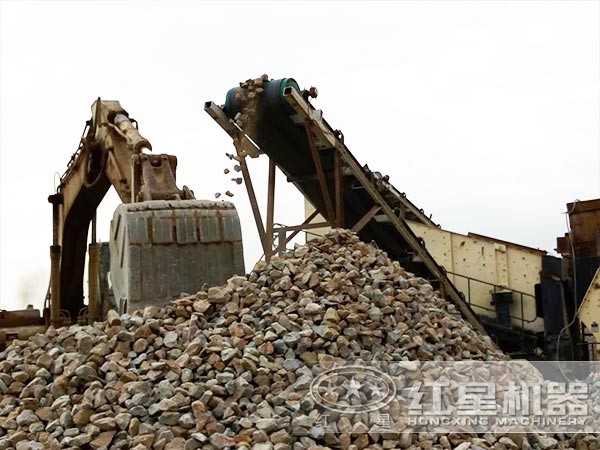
[0,229,597,449]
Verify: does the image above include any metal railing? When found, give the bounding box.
[447,271,539,331]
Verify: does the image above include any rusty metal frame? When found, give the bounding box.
[265,159,276,260]
[205,101,272,256]
[334,151,344,227]
[305,121,335,223]
[233,138,269,255]
[205,101,338,260]
[278,210,321,248]
[275,221,330,233]
[351,205,381,233]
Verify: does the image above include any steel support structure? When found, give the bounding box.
[279,87,485,333]
[204,101,334,261]
[204,94,484,334]
[48,193,62,328]
[266,159,276,260]
[334,152,344,227]
[351,205,381,233]
[305,121,335,223]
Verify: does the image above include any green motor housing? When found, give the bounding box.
[224,78,301,119]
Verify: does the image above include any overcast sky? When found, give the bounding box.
[1,1,599,312]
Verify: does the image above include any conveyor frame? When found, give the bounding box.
[205,82,486,334]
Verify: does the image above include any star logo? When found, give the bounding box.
[342,377,363,400]
[366,381,386,400]
[310,365,397,414]
[319,382,338,401]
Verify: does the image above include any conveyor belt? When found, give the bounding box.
[205,77,486,334]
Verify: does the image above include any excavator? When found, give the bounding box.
[1,82,598,361]
[0,99,244,345]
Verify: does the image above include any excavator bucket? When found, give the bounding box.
[109,200,244,312]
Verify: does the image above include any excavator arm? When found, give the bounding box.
[48,99,194,325]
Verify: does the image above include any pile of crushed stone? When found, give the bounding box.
[0,229,596,450]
